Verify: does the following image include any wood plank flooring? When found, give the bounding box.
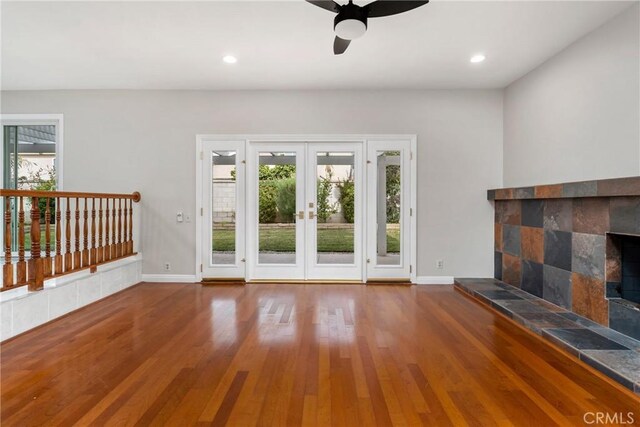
[2,283,639,426]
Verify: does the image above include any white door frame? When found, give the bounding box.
[200,139,246,279]
[195,134,417,283]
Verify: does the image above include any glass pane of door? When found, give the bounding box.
[258,151,297,264]
[315,151,355,265]
[376,151,401,266]
[211,150,237,265]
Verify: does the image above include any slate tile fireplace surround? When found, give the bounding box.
[489,176,640,341]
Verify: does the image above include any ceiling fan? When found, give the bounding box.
[306,0,429,55]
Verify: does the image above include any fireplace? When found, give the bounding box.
[620,235,640,303]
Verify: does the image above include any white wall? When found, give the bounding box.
[1,90,503,277]
[504,3,640,188]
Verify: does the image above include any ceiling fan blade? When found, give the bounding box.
[366,0,429,18]
[334,36,351,55]
[306,1,341,13]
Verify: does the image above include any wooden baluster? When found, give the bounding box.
[128,199,133,254]
[122,198,128,256]
[64,197,72,271]
[104,199,111,261]
[17,197,26,285]
[4,197,14,288]
[28,197,43,291]
[82,198,89,267]
[91,198,96,265]
[111,198,117,259]
[98,199,104,263]
[64,197,73,272]
[117,199,122,258]
[74,198,81,269]
[44,198,52,277]
[55,197,62,275]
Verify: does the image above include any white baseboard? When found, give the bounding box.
[415,276,454,285]
[141,274,198,283]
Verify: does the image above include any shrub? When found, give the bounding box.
[337,178,355,223]
[316,175,337,223]
[259,181,278,223]
[276,178,296,223]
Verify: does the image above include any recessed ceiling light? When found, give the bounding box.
[222,55,237,64]
[470,54,486,63]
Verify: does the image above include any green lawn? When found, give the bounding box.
[21,225,57,251]
[212,226,400,253]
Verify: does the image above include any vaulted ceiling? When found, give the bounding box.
[1,1,634,90]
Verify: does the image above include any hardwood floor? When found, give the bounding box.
[2,283,639,426]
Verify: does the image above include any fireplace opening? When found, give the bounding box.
[620,235,640,304]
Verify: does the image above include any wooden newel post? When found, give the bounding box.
[4,197,14,288]
[28,197,44,291]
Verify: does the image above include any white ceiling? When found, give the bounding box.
[1,1,634,90]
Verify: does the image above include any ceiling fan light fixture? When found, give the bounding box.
[335,18,367,40]
[334,3,368,40]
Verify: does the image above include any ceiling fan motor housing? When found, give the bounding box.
[334,3,368,40]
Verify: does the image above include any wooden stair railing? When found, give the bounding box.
[1,190,140,292]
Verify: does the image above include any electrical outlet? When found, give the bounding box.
[436,259,444,270]
[176,211,184,223]
[164,263,171,271]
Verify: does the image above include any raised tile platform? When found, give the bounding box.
[455,277,640,394]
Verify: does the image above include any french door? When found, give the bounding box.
[246,142,363,281]
[199,135,415,283]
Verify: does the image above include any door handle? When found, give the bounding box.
[298,211,305,220]
[309,211,315,220]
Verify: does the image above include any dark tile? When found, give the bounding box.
[597,176,640,197]
[494,224,502,252]
[494,251,502,280]
[543,200,572,232]
[558,311,603,329]
[544,229,572,271]
[528,298,567,312]
[572,198,610,235]
[496,201,521,225]
[562,181,597,198]
[515,187,535,199]
[591,326,640,350]
[487,189,496,200]
[476,290,523,300]
[606,282,622,298]
[543,265,572,309]
[544,328,629,350]
[610,197,640,235]
[572,273,608,326]
[609,299,640,341]
[535,184,563,199]
[495,188,514,200]
[515,312,579,331]
[582,349,640,385]
[580,351,636,391]
[521,260,543,297]
[502,253,521,287]
[492,299,549,314]
[502,224,521,257]
[521,200,544,228]
[572,233,605,280]
[521,226,543,263]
